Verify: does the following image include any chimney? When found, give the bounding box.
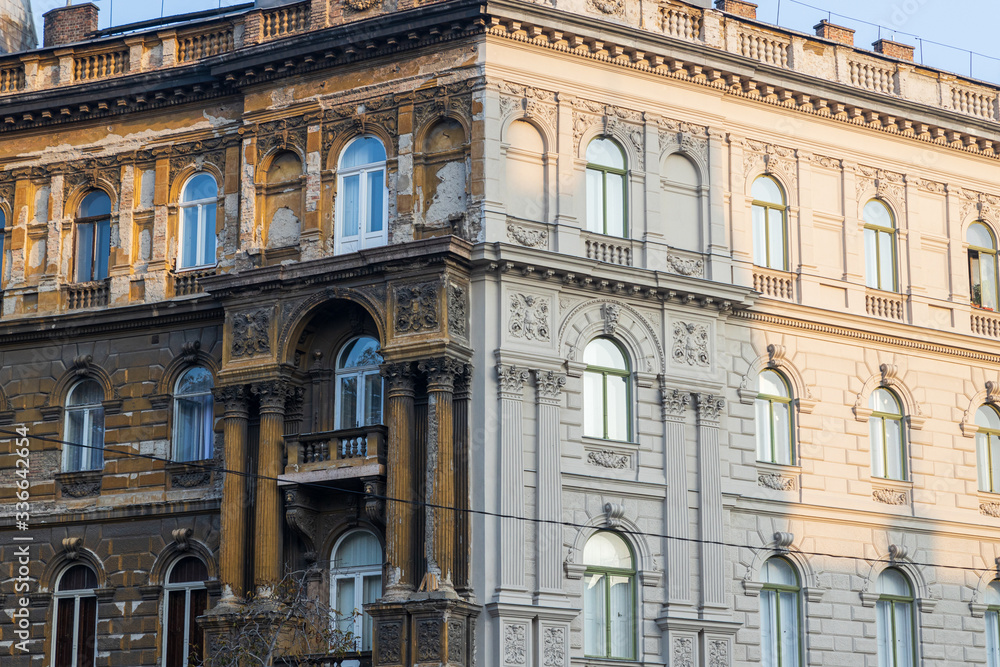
[714,0,757,20]
[44,3,99,48]
[814,20,855,47]
[873,38,915,62]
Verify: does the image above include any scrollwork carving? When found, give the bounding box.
[417,620,442,662]
[377,623,401,665]
[506,223,548,248]
[672,322,710,366]
[587,450,630,469]
[231,308,271,358]
[508,293,550,341]
[503,624,527,665]
[672,637,694,667]
[448,283,468,338]
[395,282,439,333]
[542,627,565,667]
[665,254,705,277]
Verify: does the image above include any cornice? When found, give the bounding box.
[0,497,222,528]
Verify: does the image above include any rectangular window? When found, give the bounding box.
[755,398,772,462]
[778,590,799,666]
[583,372,604,438]
[605,374,629,441]
[870,417,886,479]
[76,596,97,667]
[364,374,382,427]
[978,432,991,492]
[878,231,895,292]
[586,169,602,234]
[605,174,624,237]
[343,174,360,238]
[885,419,904,481]
[335,576,356,637]
[339,376,359,430]
[752,204,766,266]
[181,207,199,269]
[176,396,211,461]
[76,224,95,283]
[583,573,607,657]
[864,228,878,289]
[767,208,785,270]
[761,590,778,666]
[361,574,382,650]
[608,575,633,659]
[772,402,791,465]
[165,590,187,667]
[367,170,384,234]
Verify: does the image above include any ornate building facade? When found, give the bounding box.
[3,0,1000,665]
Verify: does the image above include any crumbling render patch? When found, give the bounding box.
[268,207,301,248]
[425,161,467,227]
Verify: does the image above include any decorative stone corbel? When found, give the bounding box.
[363,477,385,526]
[888,544,908,561]
[171,528,193,552]
[773,532,794,551]
[603,502,625,529]
[601,303,621,335]
[879,363,898,386]
[564,548,585,579]
[284,487,318,564]
[766,344,785,368]
[63,537,83,560]
[180,340,201,362]
[72,354,94,375]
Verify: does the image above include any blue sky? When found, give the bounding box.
[28,0,1000,83]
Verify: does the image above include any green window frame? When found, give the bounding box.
[585,137,628,238]
[583,531,636,661]
[985,581,1000,667]
[863,199,898,292]
[755,369,794,465]
[968,221,999,310]
[976,405,1000,493]
[869,388,906,481]
[875,568,917,667]
[760,557,802,667]
[583,338,632,442]
[751,175,788,270]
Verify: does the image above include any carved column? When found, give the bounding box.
[213,384,249,600]
[418,357,464,594]
[696,393,726,610]
[496,364,529,598]
[453,365,473,596]
[534,369,566,598]
[381,361,417,600]
[662,384,691,608]
[252,379,287,592]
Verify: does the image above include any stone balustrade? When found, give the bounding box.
[291,425,387,473]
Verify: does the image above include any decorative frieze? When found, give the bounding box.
[231,308,271,358]
[395,282,439,333]
[665,253,705,277]
[744,139,797,190]
[873,487,908,505]
[758,472,796,491]
[587,450,630,469]
[509,293,550,341]
[672,321,710,366]
[855,164,905,207]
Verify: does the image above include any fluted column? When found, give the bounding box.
[418,357,463,594]
[696,393,726,609]
[252,379,287,592]
[453,365,473,596]
[662,384,691,608]
[380,362,417,600]
[534,369,567,597]
[496,364,529,597]
[213,385,249,600]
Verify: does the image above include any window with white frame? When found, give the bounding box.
[75,191,111,283]
[864,199,897,292]
[179,173,218,269]
[583,338,631,442]
[869,388,905,481]
[335,336,383,431]
[64,380,105,473]
[0,207,7,285]
[53,564,98,667]
[977,405,1000,493]
[163,556,208,667]
[330,530,383,651]
[751,175,787,270]
[760,557,801,667]
[969,221,999,310]
[985,581,1000,667]
[336,136,388,255]
[756,369,794,465]
[585,137,627,238]
[875,568,916,667]
[583,531,635,660]
[173,367,215,462]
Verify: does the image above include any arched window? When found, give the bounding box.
[265,151,304,249]
[969,222,998,310]
[75,190,111,283]
[336,136,388,255]
[985,581,1000,667]
[663,153,701,252]
[331,530,383,651]
[173,367,215,462]
[756,370,793,465]
[864,200,897,292]
[585,137,627,238]
[875,568,916,667]
[583,338,631,442]
[977,405,1000,493]
[751,176,787,270]
[869,388,905,481]
[335,336,383,430]
[64,380,104,473]
[504,120,546,222]
[583,531,635,660]
[179,173,218,269]
[53,563,98,667]
[760,557,801,667]
[163,556,208,667]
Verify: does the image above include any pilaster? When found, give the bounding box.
[533,369,566,602]
[695,392,726,612]
[495,363,529,600]
[662,384,692,610]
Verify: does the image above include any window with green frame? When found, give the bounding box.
[976,405,1000,493]
[756,370,794,465]
[863,199,897,292]
[751,175,788,270]
[869,388,906,481]
[985,581,1000,667]
[968,222,999,310]
[875,568,916,667]
[583,531,635,660]
[585,137,627,238]
[583,338,631,442]
[760,557,801,667]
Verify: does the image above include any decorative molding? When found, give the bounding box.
[665,253,705,277]
[708,639,729,667]
[541,627,565,667]
[448,283,468,338]
[377,623,402,665]
[981,502,1000,518]
[231,308,271,358]
[506,223,548,248]
[587,450,630,469]
[696,393,725,424]
[602,502,625,528]
[503,624,527,665]
[601,303,621,335]
[758,472,796,491]
[394,282,439,333]
[534,369,566,399]
[672,637,694,667]
[171,469,211,488]
[873,487,908,505]
[497,364,530,395]
[416,620,441,662]
[589,0,624,16]
[508,293,550,341]
[672,321,710,366]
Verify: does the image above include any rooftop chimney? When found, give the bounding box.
[873,38,915,62]
[43,2,99,48]
[814,19,855,47]
[714,0,757,20]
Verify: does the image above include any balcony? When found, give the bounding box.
[64,280,110,310]
[281,425,386,484]
[972,308,1000,338]
[172,267,216,297]
[865,289,904,321]
[752,266,794,300]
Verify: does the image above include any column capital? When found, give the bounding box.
[213,384,250,417]
[660,381,689,422]
[534,369,566,403]
[695,393,726,425]
[380,361,417,395]
[419,356,467,392]
[497,364,530,398]
[251,379,289,413]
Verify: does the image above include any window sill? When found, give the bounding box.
[174,263,217,274]
[582,435,636,448]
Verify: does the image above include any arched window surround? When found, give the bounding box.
[177,172,220,270]
[162,556,209,667]
[756,369,795,466]
[63,379,106,473]
[584,136,629,238]
[171,367,215,463]
[582,337,633,443]
[72,189,113,284]
[867,387,907,482]
[335,135,389,256]
[968,220,999,310]
[872,567,918,667]
[863,198,898,293]
[334,335,384,432]
[581,530,637,661]
[52,563,99,667]
[329,528,384,652]
[759,556,803,667]
[751,174,788,271]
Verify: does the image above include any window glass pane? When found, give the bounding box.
[779,590,799,667]
[583,573,606,656]
[885,419,903,481]
[583,532,632,569]
[338,336,382,369]
[169,557,209,583]
[864,200,893,229]
[335,531,383,569]
[752,176,783,204]
[877,569,911,597]
[175,397,201,461]
[339,376,358,429]
[586,138,624,169]
[342,174,360,238]
[864,228,878,289]
[77,222,94,282]
[59,565,97,591]
[970,222,995,249]
[992,435,1000,495]
[189,589,207,664]
[984,252,999,310]
[768,208,785,270]
[87,408,105,471]
[760,590,778,667]
[752,204,767,266]
[773,402,791,465]
[364,373,383,426]
[367,169,385,234]
[93,219,110,281]
[978,432,991,492]
[987,582,1000,606]
[605,173,624,238]
[978,406,1000,430]
[80,191,111,218]
[76,595,97,667]
[870,417,886,478]
[586,168,603,233]
[341,137,387,169]
[183,174,217,202]
[893,601,914,667]
[583,371,604,438]
[870,389,900,415]
[761,558,797,586]
[335,577,356,635]
[165,589,187,667]
[361,575,382,650]
[759,370,788,398]
[54,598,75,666]
[876,599,892,667]
[0,228,5,282]
[755,398,772,462]
[583,339,627,370]
[201,204,217,265]
[878,231,895,291]
[181,206,199,268]
[605,374,628,441]
[608,575,633,659]
[177,367,214,395]
[973,252,984,305]
[988,610,1000,667]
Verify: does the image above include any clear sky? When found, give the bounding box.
[27,0,1000,84]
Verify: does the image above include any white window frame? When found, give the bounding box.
[63,381,105,473]
[52,565,98,667]
[329,529,383,652]
[178,173,218,270]
[161,557,208,667]
[172,367,215,462]
[335,136,389,256]
[334,336,384,431]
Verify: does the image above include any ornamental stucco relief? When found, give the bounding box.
[509,293,550,341]
[672,321,710,366]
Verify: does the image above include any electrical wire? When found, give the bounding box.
[3,425,998,576]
